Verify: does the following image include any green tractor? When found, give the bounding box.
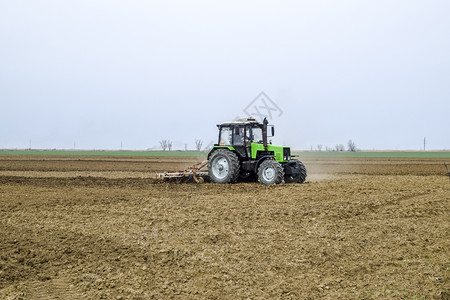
[207,117,307,185]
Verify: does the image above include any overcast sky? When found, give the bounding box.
[1,0,449,150]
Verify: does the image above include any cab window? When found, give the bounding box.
[219,127,232,145]
[233,127,245,145]
[250,127,263,143]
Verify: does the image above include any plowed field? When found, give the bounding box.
[0,155,449,299]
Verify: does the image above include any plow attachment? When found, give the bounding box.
[156,161,209,183]
[445,163,450,180]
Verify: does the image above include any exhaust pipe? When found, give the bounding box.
[262,117,268,151]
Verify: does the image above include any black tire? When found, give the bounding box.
[296,160,307,183]
[284,159,307,183]
[208,149,240,184]
[257,159,284,185]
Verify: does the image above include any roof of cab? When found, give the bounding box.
[218,117,261,127]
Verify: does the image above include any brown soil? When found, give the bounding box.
[0,156,449,299]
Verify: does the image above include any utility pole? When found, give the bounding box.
[424,137,426,152]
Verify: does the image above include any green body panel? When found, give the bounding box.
[214,145,235,151]
[209,144,288,162]
[250,143,287,162]
[208,146,235,157]
[250,143,265,158]
[266,144,287,162]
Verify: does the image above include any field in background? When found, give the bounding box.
[297,151,450,158]
[0,154,449,299]
[1,149,450,158]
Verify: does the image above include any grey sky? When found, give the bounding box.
[1,0,449,150]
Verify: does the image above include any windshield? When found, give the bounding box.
[249,127,263,143]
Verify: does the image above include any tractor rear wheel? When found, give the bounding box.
[208,149,240,183]
[258,159,284,185]
[284,159,307,183]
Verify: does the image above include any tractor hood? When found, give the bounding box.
[250,143,291,162]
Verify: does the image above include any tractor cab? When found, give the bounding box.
[216,118,278,157]
[217,118,264,144]
[216,118,269,159]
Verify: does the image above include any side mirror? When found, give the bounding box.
[271,126,275,137]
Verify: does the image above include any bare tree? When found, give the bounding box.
[195,139,203,151]
[347,140,357,152]
[159,139,169,151]
[167,140,173,151]
[335,144,345,152]
[317,144,323,152]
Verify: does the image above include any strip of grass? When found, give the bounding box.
[0,150,206,157]
[295,151,450,158]
[1,149,449,158]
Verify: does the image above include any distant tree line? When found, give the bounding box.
[316,140,358,152]
[159,139,358,152]
[159,139,205,151]
[159,139,173,151]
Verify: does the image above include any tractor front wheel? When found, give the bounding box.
[258,160,284,185]
[208,149,240,184]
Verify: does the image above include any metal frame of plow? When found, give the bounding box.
[445,162,450,180]
[156,161,209,183]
